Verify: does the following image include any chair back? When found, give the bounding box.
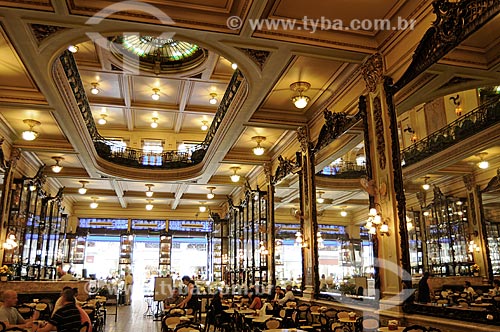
[264,317,281,329]
[167,308,186,317]
[174,322,202,332]
[79,321,90,332]
[361,315,379,331]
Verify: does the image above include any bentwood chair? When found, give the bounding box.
[402,325,428,332]
[264,317,282,329]
[174,322,203,332]
[0,322,5,332]
[79,322,90,332]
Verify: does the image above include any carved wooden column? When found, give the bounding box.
[0,145,21,266]
[361,54,411,312]
[463,174,489,279]
[297,127,319,299]
[264,163,276,287]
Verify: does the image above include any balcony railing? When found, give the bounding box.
[59,50,244,169]
[317,161,367,178]
[401,95,500,167]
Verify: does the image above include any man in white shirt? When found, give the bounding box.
[277,285,295,306]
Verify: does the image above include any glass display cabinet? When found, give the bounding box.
[159,232,172,275]
[422,188,473,276]
[407,210,424,275]
[227,186,269,286]
[119,233,134,275]
[480,170,500,278]
[210,214,228,282]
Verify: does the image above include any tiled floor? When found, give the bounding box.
[103,301,162,332]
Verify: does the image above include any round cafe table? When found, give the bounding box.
[265,329,308,332]
[378,327,405,332]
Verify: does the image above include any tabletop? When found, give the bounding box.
[265,329,308,332]
[378,327,406,332]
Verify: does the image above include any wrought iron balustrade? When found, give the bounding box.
[317,161,367,178]
[59,50,244,169]
[401,96,500,167]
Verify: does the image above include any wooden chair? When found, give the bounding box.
[80,322,90,332]
[360,315,379,332]
[402,325,428,332]
[162,316,181,332]
[264,317,282,329]
[174,322,202,332]
[427,327,441,332]
[0,322,5,332]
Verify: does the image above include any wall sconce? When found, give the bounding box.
[145,199,154,211]
[151,88,160,101]
[201,121,209,131]
[145,184,154,197]
[151,117,159,128]
[290,81,311,109]
[406,215,414,232]
[78,180,88,195]
[51,156,64,173]
[68,45,79,53]
[477,152,489,169]
[206,187,216,199]
[404,125,417,143]
[22,119,41,141]
[230,167,241,182]
[450,95,462,116]
[98,113,107,125]
[90,197,99,209]
[317,231,325,249]
[365,204,390,236]
[316,191,325,204]
[3,231,18,250]
[199,201,207,213]
[422,176,431,191]
[295,230,309,248]
[252,136,266,156]
[90,82,100,95]
[209,93,218,105]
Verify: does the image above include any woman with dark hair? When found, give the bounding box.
[178,275,200,313]
[417,272,432,303]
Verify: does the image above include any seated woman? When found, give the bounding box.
[247,287,262,310]
[464,281,476,295]
[207,291,230,325]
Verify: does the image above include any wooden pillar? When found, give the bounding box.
[361,54,411,312]
[264,163,276,287]
[297,127,319,299]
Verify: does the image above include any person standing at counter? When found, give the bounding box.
[178,275,200,315]
[0,290,36,329]
[125,272,134,305]
[417,272,432,303]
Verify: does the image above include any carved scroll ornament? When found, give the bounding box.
[361,53,384,92]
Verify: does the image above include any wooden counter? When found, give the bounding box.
[0,280,89,301]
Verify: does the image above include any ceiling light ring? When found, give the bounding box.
[90,197,99,209]
[209,93,218,105]
[151,117,159,128]
[151,88,160,100]
[145,184,155,197]
[251,136,266,156]
[78,180,89,195]
[201,120,209,131]
[207,186,216,199]
[90,82,100,95]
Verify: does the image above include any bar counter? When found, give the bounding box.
[0,280,89,301]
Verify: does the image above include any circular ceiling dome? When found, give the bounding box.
[109,35,207,74]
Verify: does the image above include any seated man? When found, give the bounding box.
[36,289,81,332]
[277,285,295,306]
[0,290,36,329]
[164,288,183,306]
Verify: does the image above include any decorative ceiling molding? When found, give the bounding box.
[30,24,67,43]
[236,48,271,70]
[437,76,479,91]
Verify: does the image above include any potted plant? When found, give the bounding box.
[0,265,12,281]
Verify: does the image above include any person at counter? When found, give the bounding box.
[35,289,81,332]
[417,272,432,303]
[59,270,77,281]
[464,281,476,295]
[178,275,200,314]
[0,290,37,329]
